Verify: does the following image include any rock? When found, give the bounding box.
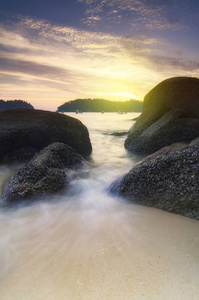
[111,131,128,136]
[3,142,86,204]
[3,146,38,162]
[109,139,199,220]
[127,110,199,154]
[125,77,199,154]
[0,109,92,160]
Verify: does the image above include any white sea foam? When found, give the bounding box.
[0,112,198,299]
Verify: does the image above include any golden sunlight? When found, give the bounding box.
[100,91,139,100]
[1,16,197,111]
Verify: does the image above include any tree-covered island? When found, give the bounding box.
[0,100,34,111]
[57,98,143,113]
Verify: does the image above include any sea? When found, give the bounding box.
[0,112,199,300]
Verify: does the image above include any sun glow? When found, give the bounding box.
[100,91,139,100]
[1,13,198,111]
[98,70,128,77]
[118,92,139,99]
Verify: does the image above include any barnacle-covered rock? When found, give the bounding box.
[110,138,199,220]
[3,142,86,204]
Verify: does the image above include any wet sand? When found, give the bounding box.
[0,199,198,300]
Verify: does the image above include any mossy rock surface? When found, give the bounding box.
[125,77,199,154]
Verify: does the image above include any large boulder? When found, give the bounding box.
[125,77,199,154]
[110,139,199,220]
[3,142,86,204]
[0,109,92,160]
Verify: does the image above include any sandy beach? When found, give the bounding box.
[0,198,198,300]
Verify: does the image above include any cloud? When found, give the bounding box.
[147,54,199,72]
[0,15,198,110]
[135,52,199,72]
[78,0,187,31]
[0,73,26,86]
[0,56,72,81]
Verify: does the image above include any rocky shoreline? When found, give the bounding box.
[1,109,92,204]
[1,77,199,219]
[110,139,199,219]
[0,109,92,161]
[110,77,199,219]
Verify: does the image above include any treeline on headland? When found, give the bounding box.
[0,99,34,111]
[57,98,143,113]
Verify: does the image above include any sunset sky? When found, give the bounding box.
[0,0,199,110]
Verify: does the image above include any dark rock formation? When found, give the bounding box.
[110,139,199,220]
[125,77,199,154]
[0,109,92,160]
[111,131,128,136]
[3,146,38,162]
[3,142,86,204]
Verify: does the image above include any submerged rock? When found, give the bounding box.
[110,139,199,220]
[125,77,199,154]
[0,109,92,160]
[3,142,86,204]
[111,131,128,136]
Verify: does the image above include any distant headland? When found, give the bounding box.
[57,98,143,113]
[0,99,34,111]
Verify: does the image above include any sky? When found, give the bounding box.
[0,0,199,111]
